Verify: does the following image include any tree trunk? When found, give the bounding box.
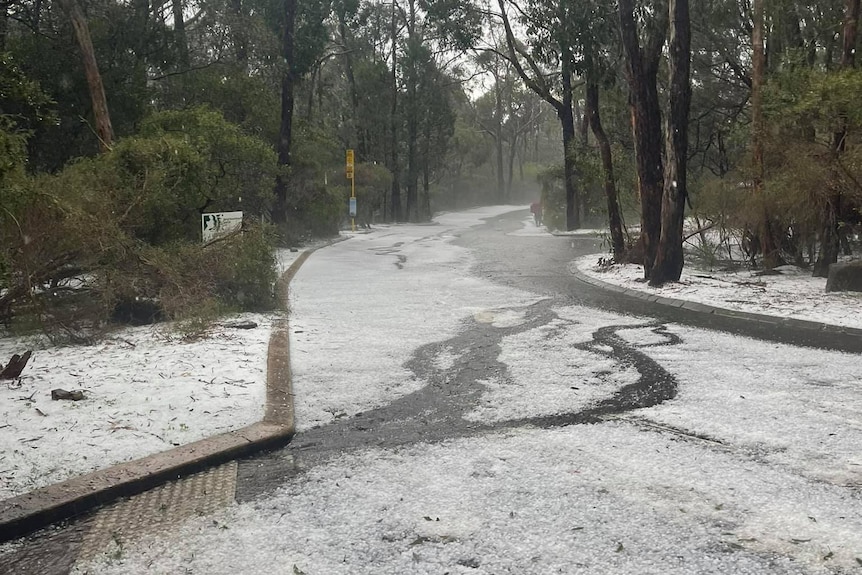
[651,0,691,286]
[0,3,7,51]
[389,0,402,221]
[338,12,361,153]
[231,0,248,68]
[585,79,625,261]
[273,0,298,225]
[841,0,860,68]
[560,49,580,231]
[816,0,860,277]
[172,0,189,68]
[58,0,113,153]
[752,0,780,268]
[495,0,579,229]
[495,79,506,202]
[574,96,588,146]
[404,1,419,222]
[618,0,666,278]
[507,133,518,199]
[422,157,431,219]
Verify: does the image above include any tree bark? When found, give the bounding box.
[618,0,666,278]
[273,0,298,225]
[506,132,518,199]
[338,12,361,153]
[494,73,506,202]
[0,3,7,51]
[403,0,418,221]
[585,79,625,261]
[389,0,402,221]
[172,0,189,68]
[751,0,780,268]
[650,0,691,286]
[58,0,113,153]
[815,0,860,277]
[560,48,580,230]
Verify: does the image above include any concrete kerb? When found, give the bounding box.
[570,263,862,337]
[0,239,344,544]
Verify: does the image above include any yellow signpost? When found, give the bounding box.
[346,149,356,231]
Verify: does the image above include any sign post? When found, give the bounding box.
[346,149,355,231]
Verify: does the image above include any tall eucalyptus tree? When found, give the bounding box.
[650,0,691,285]
[272,0,330,225]
[495,0,581,229]
[617,0,668,279]
[398,0,481,221]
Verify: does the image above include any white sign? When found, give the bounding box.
[202,211,243,243]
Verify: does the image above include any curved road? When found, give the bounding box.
[460,210,862,353]
[5,208,861,574]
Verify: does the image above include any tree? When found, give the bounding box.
[584,76,625,260]
[56,0,113,152]
[397,0,480,221]
[272,0,330,227]
[814,0,861,276]
[495,0,581,230]
[389,0,402,220]
[472,49,510,202]
[650,0,691,286]
[574,0,626,259]
[750,0,780,269]
[617,0,668,279]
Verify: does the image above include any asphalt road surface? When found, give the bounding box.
[235,209,861,497]
[4,209,860,574]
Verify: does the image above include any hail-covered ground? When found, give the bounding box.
[1,206,860,574]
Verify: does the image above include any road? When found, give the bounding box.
[5,207,862,574]
[225,209,862,574]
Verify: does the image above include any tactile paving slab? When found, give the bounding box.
[76,461,237,561]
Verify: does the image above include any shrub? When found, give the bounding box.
[1,109,280,338]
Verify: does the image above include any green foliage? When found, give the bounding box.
[0,52,57,136]
[133,224,278,322]
[340,162,393,225]
[9,11,153,171]
[295,1,333,77]
[422,0,483,51]
[156,67,282,145]
[0,108,279,336]
[43,106,276,247]
[139,106,278,218]
[766,68,862,132]
[279,122,344,240]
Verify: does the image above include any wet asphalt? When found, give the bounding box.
[236,209,861,501]
[3,209,859,574]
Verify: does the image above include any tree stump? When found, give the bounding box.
[0,351,32,379]
[826,261,862,293]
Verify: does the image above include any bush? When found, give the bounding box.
[0,109,280,339]
[129,223,278,322]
